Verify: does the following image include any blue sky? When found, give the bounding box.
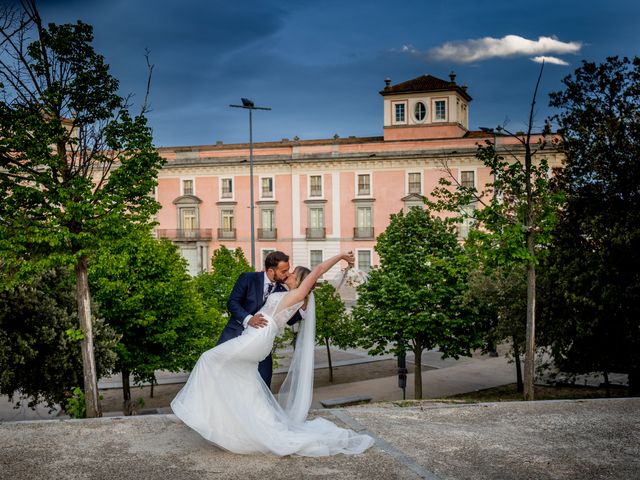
[35,0,640,147]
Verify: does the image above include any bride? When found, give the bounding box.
[171,252,374,456]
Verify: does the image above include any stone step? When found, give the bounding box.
[320,395,372,408]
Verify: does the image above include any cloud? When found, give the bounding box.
[427,35,581,63]
[401,44,418,54]
[531,55,569,66]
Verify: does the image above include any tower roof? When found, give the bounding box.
[380,74,472,101]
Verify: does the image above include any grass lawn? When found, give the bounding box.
[441,383,630,403]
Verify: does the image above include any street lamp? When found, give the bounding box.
[230,98,271,269]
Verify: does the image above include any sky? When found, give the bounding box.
[27,0,640,147]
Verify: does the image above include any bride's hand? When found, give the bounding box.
[342,251,355,268]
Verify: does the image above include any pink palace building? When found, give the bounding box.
[154,73,563,278]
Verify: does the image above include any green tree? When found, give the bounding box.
[0,268,117,410]
[543,56,640,395]
[463,266,527,392]
[89,230,217,414]
[314,281,355,382]
[0,3,164,416]
[431,63,563,399]
[352,207,482,399]
[193,246,252,316]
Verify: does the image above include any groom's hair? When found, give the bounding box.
[264,251,289,270]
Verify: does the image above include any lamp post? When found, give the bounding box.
[230,98,271,269]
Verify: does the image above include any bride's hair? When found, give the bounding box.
[294,266,311,289]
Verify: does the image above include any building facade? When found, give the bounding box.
[154,74,562,279]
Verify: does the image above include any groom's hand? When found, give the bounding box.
[248,313,268,328]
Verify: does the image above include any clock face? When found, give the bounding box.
[414,101,427,121]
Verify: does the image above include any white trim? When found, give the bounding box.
[331,172,340,239]
[391,100,408,125]
[406,170,423,195]
[258,205,276,230]
[219,176,235,201]
[308,248,325,270]
[356,248,373,272]
[292,174,302,238]
[354,171,373,198]
[258,175,275,200]
[178,205,200,231]
[355,204,373,228]
[432,97,448,122]
[411,99,428,124]
[292,240,342,280]
[458,167,477,189]
[219,205,235,230]
[307,173,324,199]
[180,176,196,196]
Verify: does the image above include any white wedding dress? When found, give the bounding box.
[170,291,374,456]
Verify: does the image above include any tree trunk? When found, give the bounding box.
[413,340,424,399]
[75,255,101,417]
[603,371,610,398]
[150,377,155,398]
[325,337,333,383]
[523,238,536,400]
[122,369,133,415]
[513,336,524,393]
[522,61,544,402]
[523,134,537,401]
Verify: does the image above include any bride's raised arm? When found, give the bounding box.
[278,252,355,311]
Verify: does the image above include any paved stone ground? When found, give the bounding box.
[1,398,638,480]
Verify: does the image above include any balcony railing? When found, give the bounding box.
[156,228,213,241]
[217,228,236,240]
[353,227,374,239]
[305,227,326,240]
[258,228,277,240]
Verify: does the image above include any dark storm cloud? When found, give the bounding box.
[6,0,639,146]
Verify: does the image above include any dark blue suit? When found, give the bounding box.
[220,271,301,387]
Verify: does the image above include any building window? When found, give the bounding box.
[180,207,197,231]
[259,208,277,240]
[461,171,475,188]
[222,209,234,230]
[309,175,322,197]
[357,250,372,273]
[306,206,325,239]
[219,208,235,239]
[354,206,373,239]
[261,208,275,230]
[414,102,426,121]
[310,250,323,269]
[357,174,371,196]
[435,100,447,121]
[394,103,405,123]
[261,177,273,198]
[182,179,194,196]
[221,178,233,198]
[408,172,421,194]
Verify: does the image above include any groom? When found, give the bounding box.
[220,250,302,388]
